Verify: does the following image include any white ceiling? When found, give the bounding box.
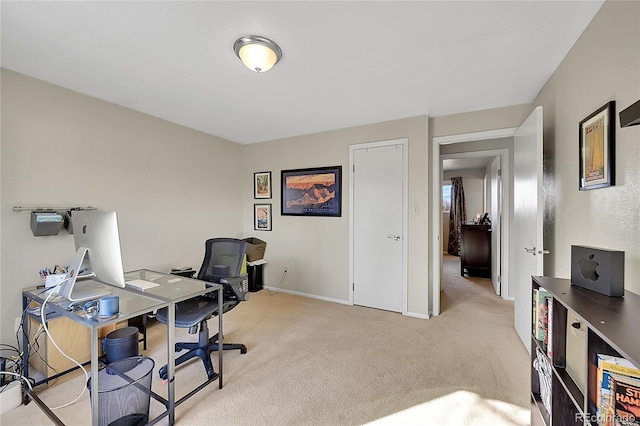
[1,1,604,145]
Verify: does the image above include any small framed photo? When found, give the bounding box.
[579,101,615,190]
[254,171,272,199]
[254,203,272,231]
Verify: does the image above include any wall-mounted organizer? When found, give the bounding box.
[12,206,97,237]
[30,212,64,236]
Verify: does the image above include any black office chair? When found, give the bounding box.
[156,238,250,380]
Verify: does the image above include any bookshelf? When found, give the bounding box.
[531,276,640,425]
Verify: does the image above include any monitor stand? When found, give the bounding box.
[58,247,111,302]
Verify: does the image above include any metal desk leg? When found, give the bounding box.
[91,326,99,426]
[22,294,29,387]
[167,303,175,425]
[218,286,223,389]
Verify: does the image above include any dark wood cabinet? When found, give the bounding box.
[460,224,491,277]
[530,276,640,426]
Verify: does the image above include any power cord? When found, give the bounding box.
[26,324,60,387]
[8,286,58,395]
[37,278,90,410]
[0,346,22,390]
[39,279,89,408]
[0,371,33,393]
[267,269,287,296]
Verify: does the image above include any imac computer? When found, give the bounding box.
[58,210,126,302]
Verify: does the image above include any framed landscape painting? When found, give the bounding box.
[281,166,342,217]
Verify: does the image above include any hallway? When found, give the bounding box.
[440,253,506,316]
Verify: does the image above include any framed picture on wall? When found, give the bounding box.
[281,166,342,217]
[254,171,272,199]
[579,101,615,190]
[254,203,272,231]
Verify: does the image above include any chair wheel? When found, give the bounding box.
[159,365,168,380]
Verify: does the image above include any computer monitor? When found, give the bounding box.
[58,210,126,302]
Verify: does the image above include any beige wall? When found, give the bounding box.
[441,169,485,252]
[430,104,533,139]
[242,116,430,315]
[443,168,486,223]
[0,70,244,343]
[534,0,640,295]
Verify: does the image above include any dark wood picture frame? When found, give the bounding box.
[281,166,342,217]
[579,101,615,190]
[254,171,272,199]
[254,203,272,231]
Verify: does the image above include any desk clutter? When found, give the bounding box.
[39,265,69,287]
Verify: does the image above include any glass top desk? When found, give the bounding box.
[22,281,168,426]
[22,270,223,426]
[123,269,224,422]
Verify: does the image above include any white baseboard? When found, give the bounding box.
[262,286,350,306]
[262,287,430,319]
[405,311,430,319]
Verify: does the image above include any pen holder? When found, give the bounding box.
[45,274,67,289]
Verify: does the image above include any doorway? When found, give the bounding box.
[431,129,517,316]
[349,138,408,313]
[441,149,507,298]
[431,108,544,352]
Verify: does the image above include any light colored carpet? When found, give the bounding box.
[1,254,530,425]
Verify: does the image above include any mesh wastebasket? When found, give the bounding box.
[87,356,154,426]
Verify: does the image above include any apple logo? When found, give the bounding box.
[579,254,599,281]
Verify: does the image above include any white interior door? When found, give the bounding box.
[352,142,404,312]
[512,106,544,350]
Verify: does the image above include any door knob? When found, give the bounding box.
[525,247,550,256]
[387,235,401,241]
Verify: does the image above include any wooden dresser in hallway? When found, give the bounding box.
[460,224,491,278]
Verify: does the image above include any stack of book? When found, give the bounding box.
[596,354,640,426]
[533,287,553,357]
[533,346,553,414]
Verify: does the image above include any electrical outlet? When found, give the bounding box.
[284,266,289,273]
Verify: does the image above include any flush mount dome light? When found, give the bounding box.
[233,35,282,73]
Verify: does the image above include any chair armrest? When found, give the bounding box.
[219,275,250,301]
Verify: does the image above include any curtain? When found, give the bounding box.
[447,177,466,256]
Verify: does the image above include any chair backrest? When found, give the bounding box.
[197,238,247,283]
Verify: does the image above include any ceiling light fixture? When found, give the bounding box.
[233,35,282,73]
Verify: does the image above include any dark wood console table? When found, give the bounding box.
[460,224,491,277]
